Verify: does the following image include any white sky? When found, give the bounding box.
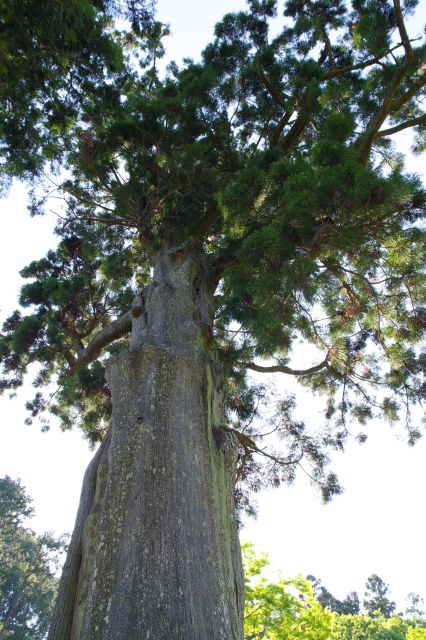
[0,0,425,612]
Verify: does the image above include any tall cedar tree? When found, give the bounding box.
[0,0,425,637]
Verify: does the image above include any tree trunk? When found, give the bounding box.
[48,247,244,639]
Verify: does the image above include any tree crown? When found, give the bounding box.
[1,0,425,503]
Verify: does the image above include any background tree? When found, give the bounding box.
[332,613,413,640]
[406,593,426,621]
[0,0,425,637]
[0,476,66,639]
[407,629,426,640]
[307,575,360,614]
[243,545,426,640]
[364,573,397,618]
[243,544,333,639]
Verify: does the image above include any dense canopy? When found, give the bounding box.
[1,0,425,504]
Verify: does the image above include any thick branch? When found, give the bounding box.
[75,311,132,367]
[374,113,426,139]
[271,109,293,147]
[62,349,77,369]
[256,57,288,110]
[237,358,328,376]
[256,58,296,147]
[391,73,426,112]
[208,252,240,281]
[278,50,328,155]
[393,0,414,63]
[356,47,421,162]
[355,3,421,164]
[279,84,318,154]
[357,69,411,162]
[61,323,85,353]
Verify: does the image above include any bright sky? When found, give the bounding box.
[0,0,425,613]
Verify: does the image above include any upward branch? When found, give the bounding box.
[355,1,422,163]
[279,84,318,154]
[73,311,132,368]
[393,0,414,63]
[256,58,288,110]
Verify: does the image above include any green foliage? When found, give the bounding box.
[243,543,333,639]
[0,0,425,501]
[332,613,411,640]
[0,476,66,639]
[0,0,160,182]
[243,545,426,640]
[364,574,397,618]
[308,575,360,615]
[0,224,144,440]
[407,628,426,640]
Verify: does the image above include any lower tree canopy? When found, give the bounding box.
[0,0,425,505]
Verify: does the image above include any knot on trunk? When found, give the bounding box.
[130,247,217,354]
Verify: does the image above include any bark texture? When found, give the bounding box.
[48,248,244,639]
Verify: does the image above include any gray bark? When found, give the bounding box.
[48,430,111,640]
[48,247,244,639]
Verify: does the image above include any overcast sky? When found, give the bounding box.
[0,0,425,611]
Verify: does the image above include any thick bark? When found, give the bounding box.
[48,247,244,639]
[48,430,111,640]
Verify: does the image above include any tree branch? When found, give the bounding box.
[74,311,132,367]
[237,358,328,376]
[393,0,414,63]
[321,41,410,80]
[279,84,318,155]
[374,113,426,139]
[271,109,293,147]
[278,49,328,156]
[222,425,304,466]
[390,72,426,112]
[60,323,85,353]
[256,57,288,110]
[355,6,419,164]
[62,349,77,369]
